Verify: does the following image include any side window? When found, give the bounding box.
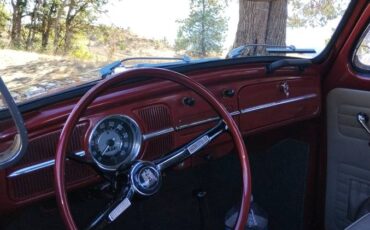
[353,25,370,71]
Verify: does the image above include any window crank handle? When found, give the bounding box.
[357,113,370,135]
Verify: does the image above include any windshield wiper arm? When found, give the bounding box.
[227,44,316,58]
[100,56,192,78]
[100,60,122,79]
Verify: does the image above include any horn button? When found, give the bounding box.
[130,162,162,196]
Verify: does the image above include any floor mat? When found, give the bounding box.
[249,138,310,230]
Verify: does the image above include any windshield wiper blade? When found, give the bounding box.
[227,44,316,58]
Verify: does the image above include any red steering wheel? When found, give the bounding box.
[54,68,251,230]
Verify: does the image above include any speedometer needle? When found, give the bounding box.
[101,145,109,156]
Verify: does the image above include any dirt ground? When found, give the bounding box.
[0,49,104,108]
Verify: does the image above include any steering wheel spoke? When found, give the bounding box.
[85,186,134,230]
[154,120,228,171]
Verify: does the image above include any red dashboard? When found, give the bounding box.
[0,64,321,213]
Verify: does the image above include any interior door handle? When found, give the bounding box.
[357,113,370,135]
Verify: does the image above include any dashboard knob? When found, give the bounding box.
[223,89,235,98]
[279,81,290,97]
[182,97,195,106]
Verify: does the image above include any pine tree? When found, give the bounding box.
[175,0,228,58]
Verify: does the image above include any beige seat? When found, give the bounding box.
[345,213,370,230]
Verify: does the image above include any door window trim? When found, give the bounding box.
[352,21,370,73]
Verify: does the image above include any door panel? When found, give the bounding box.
[326,88,370,230]
[323,3,370,229]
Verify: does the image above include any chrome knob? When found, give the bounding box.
[279,81,290,97]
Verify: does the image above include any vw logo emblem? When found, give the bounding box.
[138,167,159,189]
[130,162,162,196]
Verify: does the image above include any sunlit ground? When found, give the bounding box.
[0,49,103,107]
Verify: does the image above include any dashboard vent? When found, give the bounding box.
[6,124,96,201]
[136,105,174,158]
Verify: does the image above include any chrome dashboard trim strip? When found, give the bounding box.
[175,116,220,130]
[74,150,86,157]
[8,159,55,178]
[142,127,175,141]
[230,110,241,116]
[143,94,316,140]
[7,93,317,178]
[142,111,240,141]
[7,151,86,178]
[240,94,317,114]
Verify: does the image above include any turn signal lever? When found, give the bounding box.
[0,77,28,170]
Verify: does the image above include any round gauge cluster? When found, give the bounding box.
[88,115,142,170]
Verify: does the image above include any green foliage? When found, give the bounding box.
[92,24,127,60]
[4,0,109,54]
[288,0,349,28]
[69,33,92,60]
[175,0,228,57]
[0,3,10,36]
[71,45,93,60]
[67,0,108,29]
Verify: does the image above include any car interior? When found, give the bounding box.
[1,1,370,230]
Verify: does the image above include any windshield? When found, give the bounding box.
[0,0,351,108]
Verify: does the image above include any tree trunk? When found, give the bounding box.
[64,0,75,54]
[26,1,39,50]
[64,19,73,54]
[233,0,287,56]
[41,1,56,50]
[200,0,206,57]
[10,0,26,48]
[54,0,67,54]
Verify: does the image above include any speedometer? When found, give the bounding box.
[88,115,142,170]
